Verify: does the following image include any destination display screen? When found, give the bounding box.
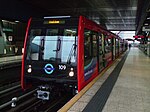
[44,20,65,24]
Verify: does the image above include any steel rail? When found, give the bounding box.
[0,89,37,110]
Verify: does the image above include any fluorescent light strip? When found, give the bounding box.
[44,16,71,19]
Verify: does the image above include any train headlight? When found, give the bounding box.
[27,65,32,73]
[69,68,74,77]
[27,68,32,73]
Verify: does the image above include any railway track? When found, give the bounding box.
[0,63,21,87]
[0,87,37,111]
[0,83,73,112]
[0,81,20,91]
[0,64,73,111]
[17,93,73,112]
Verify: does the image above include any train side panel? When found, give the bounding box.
[78,16,99,91]
[77,16,126,91]
[77,16,84,91]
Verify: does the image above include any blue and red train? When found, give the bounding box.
[21,16,127,100]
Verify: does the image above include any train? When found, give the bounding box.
[21,16,128,100]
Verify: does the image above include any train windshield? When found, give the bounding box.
[26,28,77,64]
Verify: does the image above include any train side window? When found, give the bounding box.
[84,29,98,66]
[116,39,119,47]
[105,37,112,53]
[99,35,103,55]
[84,29,92,64]
[92,34,98,57]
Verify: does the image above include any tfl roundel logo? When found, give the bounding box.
[44,64,55,74]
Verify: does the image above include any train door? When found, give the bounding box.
[108,37,114,61]
[111,37,114,60]
[115,38,118,58]
[84,29,98,81]
[115,38,119,58]
[104,36,113,66]
[98,33,105,72]
[118,39,121,55]
[120,39,123,54]
[113,37,116,59]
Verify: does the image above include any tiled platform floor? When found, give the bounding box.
[102,47,150,112]
[67,47,150,112]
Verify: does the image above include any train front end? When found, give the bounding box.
[21,17,78,100]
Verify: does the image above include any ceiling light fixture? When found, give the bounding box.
[144,23,149,26]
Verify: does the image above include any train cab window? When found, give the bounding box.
[27,28,77,64]
[46,29,58,36]
[26,29,42,60]
[43,28,77,63]
[43,29,59,60]
[62,29,77,63]
[30,29,42,36]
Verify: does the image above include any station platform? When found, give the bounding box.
[58,47,150,112]
[0,55,22,69]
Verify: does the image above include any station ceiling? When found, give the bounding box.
[1,0,150,34]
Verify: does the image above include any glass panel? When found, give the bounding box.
[30,29,42,36]
[26,29,42,60]
[43,36,58,60]
[84,30,92,66]
[98,34,104,70]
[116,39,119,55]
[62,29,77,63]
[105,38,112,53]
[92,34,97,57]
[64,29,77,36]
[99,35,103,55]
[47,29,58,36]
[26,28,77,64]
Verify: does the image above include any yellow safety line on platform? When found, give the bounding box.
[58,51,127,112]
